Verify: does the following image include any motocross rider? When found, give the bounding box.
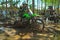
[19,2,33,20]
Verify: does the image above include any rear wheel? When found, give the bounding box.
[35,19,45,31]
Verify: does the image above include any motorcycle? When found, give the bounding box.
[13,13,45,32]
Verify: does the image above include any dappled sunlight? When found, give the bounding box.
[0,0,60,40]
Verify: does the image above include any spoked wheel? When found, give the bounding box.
[35,19,45,31]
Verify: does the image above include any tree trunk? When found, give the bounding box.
[6,0,7,17]
[32,0,34,13]
[45,0,46,12]
[26,0,28,3]
[41,0,42,10]
[6,0,7,10]
[37,0,38,14]
[54,0,56,9]
[58,0,59,14]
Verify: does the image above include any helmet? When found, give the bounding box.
[48,6,53,9]
[22,1,28,5]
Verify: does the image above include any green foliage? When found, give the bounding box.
[42,0,60,6]
[1,0,20,6]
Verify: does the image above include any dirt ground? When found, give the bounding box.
[0,24,60,40]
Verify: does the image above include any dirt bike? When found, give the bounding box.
[13,13,45,32]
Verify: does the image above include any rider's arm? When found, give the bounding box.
[28,9,33,16]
